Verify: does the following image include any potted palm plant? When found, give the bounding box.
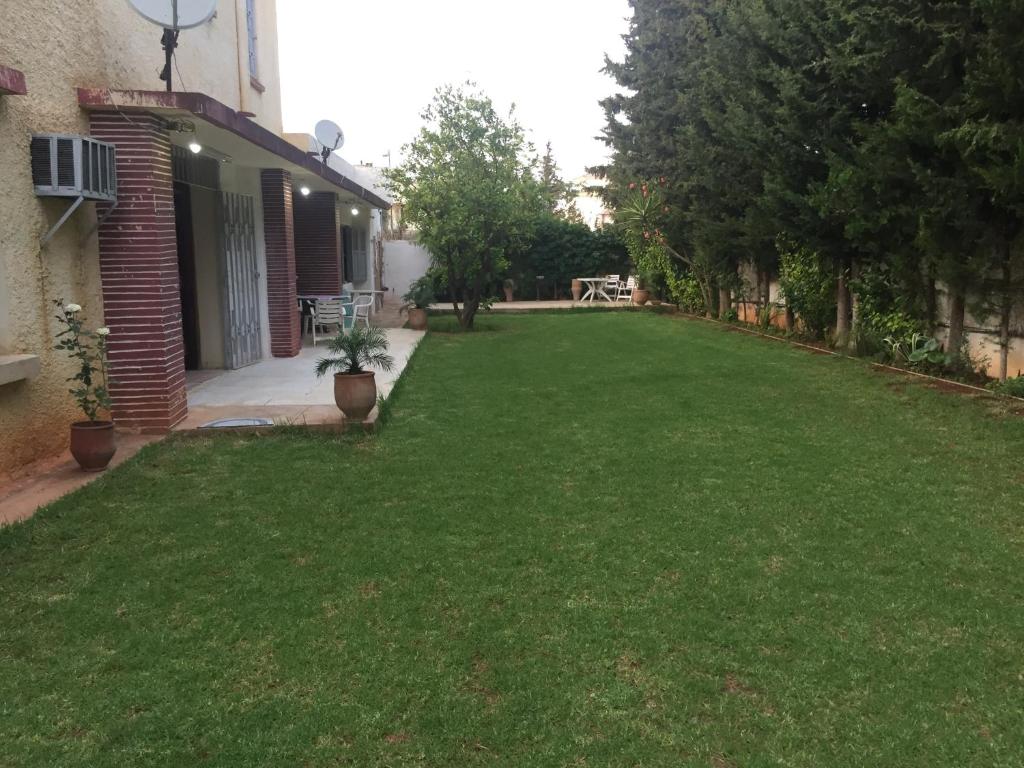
[401,276,435,331]
[315,326,396,421]
[53,300,116,471]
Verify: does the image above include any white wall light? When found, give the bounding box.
[188,141,202,154]
[299,186,311,197]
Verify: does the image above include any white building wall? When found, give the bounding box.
[383,240,432,301]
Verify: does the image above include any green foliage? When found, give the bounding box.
[989,376,1024,399]
[511,216,628,297]
[386,83,543,329]
[314,326,395,377]
[669,275,706,315]
[777,240,835,340]
[883,333,949,369]
[52,299,111,422]
[603,0,1024,366]
[401,276,436,310]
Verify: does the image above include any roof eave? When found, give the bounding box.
[76,88,390,210]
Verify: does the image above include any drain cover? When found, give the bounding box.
[199,417,274,429]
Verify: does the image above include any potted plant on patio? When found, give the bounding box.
[401,276,435,331]
[53,300,116,472]
[503,277,516,303]
[315,326,396,421]
[633,269,654,306]
[571,278,583,302]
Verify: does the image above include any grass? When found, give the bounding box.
[2,312,1024,767]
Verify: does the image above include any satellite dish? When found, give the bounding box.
[314,120,345,163]
[126,0,218,91]
[128,0,218,29]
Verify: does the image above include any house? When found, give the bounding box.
[0,0,390,481]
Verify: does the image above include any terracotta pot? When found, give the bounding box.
[333,371,377,421]
[633,289,650,306]
[70,421,116,472]
[407,307,428,331]
[504,287,515,302]
[571,279,583,302]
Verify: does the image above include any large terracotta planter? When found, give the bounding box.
[407,307,428,331]
[633,289,650,306]
[70,421,116,472]
[503,287,515,302]
[571,279,583,302]
[333,372,377,421]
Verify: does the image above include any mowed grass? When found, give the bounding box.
[2,313,1024,767]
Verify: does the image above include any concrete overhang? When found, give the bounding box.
[0,64,27,96]
[77,88,390,210]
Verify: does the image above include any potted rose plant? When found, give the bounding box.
[315,326,396,421]
[401,276,435,331]
[54,300,116,471]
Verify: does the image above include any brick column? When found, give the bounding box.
[260,169,301,357]
[90,112,187,431]
[294,192,342,295]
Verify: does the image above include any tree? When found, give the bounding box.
[538,141,575,215]
[386,84,542,329]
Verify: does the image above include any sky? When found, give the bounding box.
[276,0,632,180]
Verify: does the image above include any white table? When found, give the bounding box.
[579,277,615,303]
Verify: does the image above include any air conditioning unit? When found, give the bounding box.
[30,134,117,202]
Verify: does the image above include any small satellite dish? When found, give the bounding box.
[314,119,345,163]
[127,0,218,29]
[126,0,218,91]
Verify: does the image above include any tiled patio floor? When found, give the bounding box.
[176,328,425,431]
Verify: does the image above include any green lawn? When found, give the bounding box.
[3,313,1023,767]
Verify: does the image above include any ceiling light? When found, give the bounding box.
[350,207,359,216]
[188,141,202,154]
[299,186,311,197]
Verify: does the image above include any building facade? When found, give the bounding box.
[0,0,388,481]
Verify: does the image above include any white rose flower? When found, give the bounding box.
[65,303,82,313]
[96,327,111,336]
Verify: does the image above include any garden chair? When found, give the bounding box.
[603,274,621,300]
[352,294,374,329]
[310,299,346,346]
[616,275,637,303]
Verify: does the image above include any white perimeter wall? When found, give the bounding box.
[383,240,432,301]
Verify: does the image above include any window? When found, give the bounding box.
[245,0,258,81]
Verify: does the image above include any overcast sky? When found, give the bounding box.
[277,0,631,180]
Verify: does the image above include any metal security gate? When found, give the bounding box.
[220,192,262,369]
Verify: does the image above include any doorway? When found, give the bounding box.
[174,182,201,370]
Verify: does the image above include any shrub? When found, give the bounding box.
[670,275,706,315]
[990,376,1024,398]
[777,238,835,339]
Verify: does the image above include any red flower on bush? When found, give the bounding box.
[629,182,637,190]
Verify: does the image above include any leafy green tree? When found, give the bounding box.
[387,84,543,329]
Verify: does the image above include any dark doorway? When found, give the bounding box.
[341,224,353,284]
[174,182,201,370]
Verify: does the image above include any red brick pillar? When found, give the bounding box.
[89,112,187,431]
[260,169,301,357]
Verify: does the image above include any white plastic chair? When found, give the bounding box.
[603,274,621,300]
[352,295,374,329]
[311,299,345,346]
[616,275,636,303]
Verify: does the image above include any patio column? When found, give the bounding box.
[260,169,301,357]
[89,112,187,431]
